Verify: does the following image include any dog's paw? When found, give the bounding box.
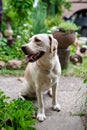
[52,104,61,112]
[37,113,46,122]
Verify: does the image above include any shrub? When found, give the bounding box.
[0,37,25,62]
[3,0,34,24]
[3,0,34,37]
[32,2,47,34]
[41,0,71,15]
[0,89,36,130]
[45,14,63,29]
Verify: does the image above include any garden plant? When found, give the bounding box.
[0,90,36,130]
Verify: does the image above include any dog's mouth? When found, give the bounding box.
[26,51,44,63]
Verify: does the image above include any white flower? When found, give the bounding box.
[33,0,38,8]
[51,26,59,32]
[17,35,21,38]
[23,24,28,27]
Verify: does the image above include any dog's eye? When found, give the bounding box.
[35,37,41,42]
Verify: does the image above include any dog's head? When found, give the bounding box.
[21,34,58,63]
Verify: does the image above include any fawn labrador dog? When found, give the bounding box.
[20,34,61,122]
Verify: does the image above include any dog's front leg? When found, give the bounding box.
[52,82,61,111]
[36,88,46,122]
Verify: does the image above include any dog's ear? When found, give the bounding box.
[48,34,58,54]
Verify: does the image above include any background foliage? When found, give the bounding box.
[32,2,47,34]
[1,0,71,61]
[41,0,71,15]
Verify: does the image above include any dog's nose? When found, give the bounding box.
[21,46,29,55]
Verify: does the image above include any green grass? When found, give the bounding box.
[62,57,87,79]
[0,68,24,76]
[70,112,85,117]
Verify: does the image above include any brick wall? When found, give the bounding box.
[63,0,87,16]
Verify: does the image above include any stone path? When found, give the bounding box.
[0,76,87,130]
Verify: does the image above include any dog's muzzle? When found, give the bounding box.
[21,46,44,63]
[21,46,29,55]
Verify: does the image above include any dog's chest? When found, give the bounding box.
[37,69,58,91]
[30,62,60,91]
